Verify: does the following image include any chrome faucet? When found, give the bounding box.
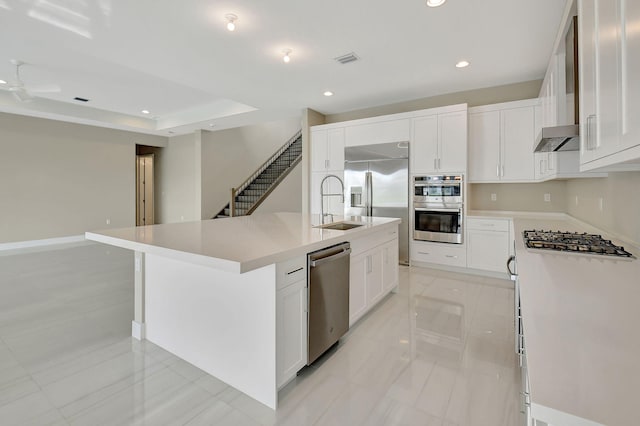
[320,174,345,224]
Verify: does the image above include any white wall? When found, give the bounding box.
[0,113,166,243]
[156,133,201,224]
[200,117,301,219]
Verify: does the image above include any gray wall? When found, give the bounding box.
[469,181,568,213]
[200,117,301,219]
[0,112,166,243]
[325,80,542,123]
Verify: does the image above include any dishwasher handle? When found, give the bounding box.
[309,247,351,268]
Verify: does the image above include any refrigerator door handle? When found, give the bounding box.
[365,171,373,216]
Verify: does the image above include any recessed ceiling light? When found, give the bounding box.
[323,91,334,97]
[141,109,150,114]
[0,79,6,85]
[455,60,470,68]
[426,0,447,7]
[282,49,292,63]
[209,123,215,127]
[225,14,238,31]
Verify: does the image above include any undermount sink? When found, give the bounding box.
[316,222,364,231]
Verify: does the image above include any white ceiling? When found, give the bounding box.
[0,0,567,136]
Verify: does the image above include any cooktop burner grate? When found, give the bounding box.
[523,230,634,258]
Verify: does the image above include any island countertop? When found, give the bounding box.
[85,212,400,273]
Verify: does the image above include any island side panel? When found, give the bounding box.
[144,254,277,409]
[132,251,145,340]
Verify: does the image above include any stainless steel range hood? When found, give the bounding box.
[534,124,580,152]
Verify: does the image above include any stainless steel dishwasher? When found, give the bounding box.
[307,242,351,364]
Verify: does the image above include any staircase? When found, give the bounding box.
[214,130,302,219]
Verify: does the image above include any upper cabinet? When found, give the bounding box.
[344,119,410,147]
[468,99,537,182]
[411,107,467,174]
[311,128,344,172]
[579,0,640,170]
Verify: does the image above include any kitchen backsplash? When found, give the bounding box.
[469,171,640,247]
[566,171,640,247]
[469,181,567,213]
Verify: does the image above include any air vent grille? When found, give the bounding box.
[334,52,359,65]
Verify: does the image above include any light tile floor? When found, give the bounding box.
[0,242,520,425]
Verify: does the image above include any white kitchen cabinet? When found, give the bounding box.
[311,128,344,172]
[468,100,537,182]
[310,171,344,217]
[579,0,640,170]
[276,256,307,389]
[349,230,399,327]
[410,240,466,268]
[466,218,512,274]
[276,279,307,389]
[382,239,399,292]
[349,253,368,326]
[344,119,410,147]
[411,110,467,174]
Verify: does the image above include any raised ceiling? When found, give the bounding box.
[0,0,566,135]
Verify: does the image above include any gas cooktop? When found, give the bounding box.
[523,230,634,258]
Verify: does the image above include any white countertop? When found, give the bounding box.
[512,216,640,426]
[85,213,400,274]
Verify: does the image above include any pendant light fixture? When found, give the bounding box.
[282,49,292,63]
[426,0,446,7]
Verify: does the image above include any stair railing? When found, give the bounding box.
[229,129,302,217]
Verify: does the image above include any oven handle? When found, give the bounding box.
[414,207,461,213]
[414,183,461,187]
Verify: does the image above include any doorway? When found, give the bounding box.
[136,154,154,226]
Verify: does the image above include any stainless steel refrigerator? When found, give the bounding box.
[344,142,409,265]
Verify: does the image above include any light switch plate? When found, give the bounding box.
[491,193,497,201]
[544,193,551,202]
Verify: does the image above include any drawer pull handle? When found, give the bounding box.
[445,255,457,259]
[286,267,304,275]
[418,251,430,255]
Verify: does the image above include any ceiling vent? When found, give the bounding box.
[334,52,360,65]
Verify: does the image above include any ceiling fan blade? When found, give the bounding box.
[12,88,34,102]
[25,84,61,93]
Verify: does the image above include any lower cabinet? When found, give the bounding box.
[276,257,307,389]
[276,279,307,389]
[410,240,467,267]
[466,218,512,273]
[349,231,399,327]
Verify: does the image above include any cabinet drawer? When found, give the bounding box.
[466,218,510,232]
[412,242,466,267]
[350,226,398,257]
[276,256,307,290]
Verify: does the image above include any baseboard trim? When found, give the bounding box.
[132,321,146,341]
[0,235,86,252]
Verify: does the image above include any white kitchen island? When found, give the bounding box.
[85,212,400,410]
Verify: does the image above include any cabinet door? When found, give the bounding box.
[620,0,640,153]
[365,249,384,306]
[410,115,439,173]
[595,0,621,158]
[311,130,328,172]
[349,253,367,326]
[276,280,307,388]
[468,111,501,182]
[467,230,510,273]
[327,128,345,171]
[579,0,599,164]
[438,111,467,172]
[345,119,410,147]
[501,107,535,181]
[382,239,399,292]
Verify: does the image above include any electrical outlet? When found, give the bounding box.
[491,193,497,201]
[544,193,551,202]
[575,196,579,206]
[599,197,604,212]
[180,215,185,221]
[106,218,110,225]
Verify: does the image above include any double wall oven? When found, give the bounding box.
[413,175,463,244]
